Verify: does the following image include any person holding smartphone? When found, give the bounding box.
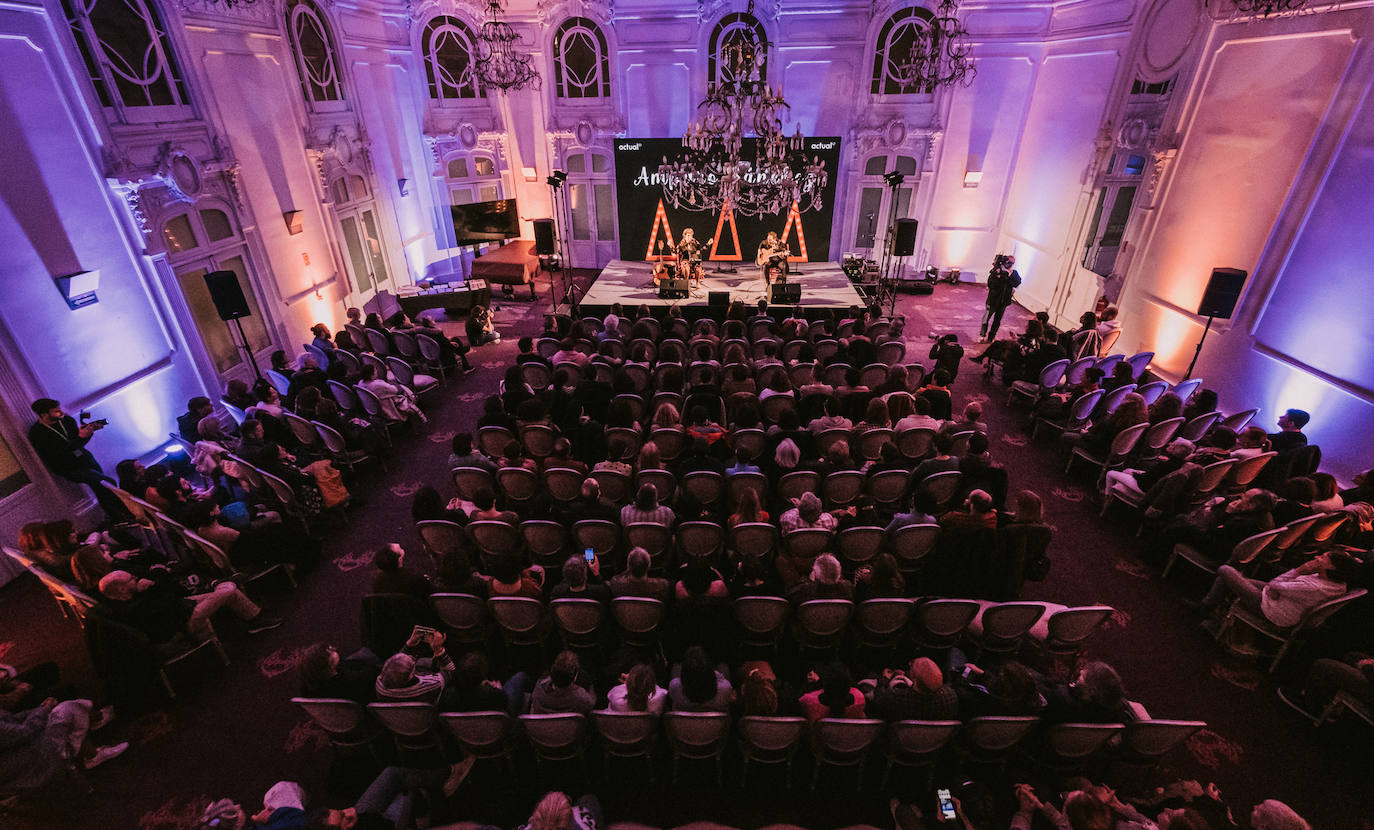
[26,397,127,521]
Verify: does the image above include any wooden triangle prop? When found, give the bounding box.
[779,200,809,262]
[708,201,743,261]
[644,200,675,260]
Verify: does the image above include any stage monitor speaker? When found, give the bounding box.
[659,277,689,300]
[204,270,252,321]
[1197,267,1248,319]
[532,219,556,255]
[709,291,730,307]
[892,219,919,257]
[770,282,801,304]
[911,282,934,296]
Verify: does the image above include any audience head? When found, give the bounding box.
[863,398,889,426]
[966,431,989,456]
[97,570,138,600]
[1206,426,1237,451]
[411,486,446,522]
[817,662,856,716]
[1083,367,1105,386]
[624,664,657,711]
[1249,800,1310,830]
[989,661,1040,711]
[932,369,951,388]
[626,546,651,578]
[528,792,574,830]
[1311,472,1337,502]
[379,653,417,690]
[796,491,823,523]
[241,419,265,442]
[1062,790,1112,830]
[908,657,944,692]
[679,646,718,703]
[299,644,339,691]
[739,663,779,716]
[887,393,914,422]
[635,483,659,510]
[1189,388,1219,415]
[966,489,994,514]
[1072,661,1124,709]
[1112,393,1148,426]
[359,364,378,383]
[1150,392,1183,422]
[934,433,954,456]
[1012,490,1043,524]
[374,543,404,573]
[1280,408,1310,431]
[451,432,473,457]
[1163,438,1195,460]
[518,336,534,353]
[549,651,579,689]
[562,555,589,589]
[1239,426,1268,448]
[810,553,842,585]
[913,395,931,416]
[472,488,496,511]
[580,478,601,501]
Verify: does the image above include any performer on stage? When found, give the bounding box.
[755,231,790,285]
[677,228,704,288]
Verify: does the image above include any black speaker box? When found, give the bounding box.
[1197,267,1248,319]
[204,270,252,321]
[892,218,919,257]
[532,219,556,255]
[911,282,934,295]
[659,277,689,300]
[709,291,730,307]
[770,282,801,304]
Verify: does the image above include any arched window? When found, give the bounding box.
[708,12,767,88]
[553,17,610,99]
[60,0,192,115]
[286,0,344,105]
[871,7,936,95]
[422,16,481,101]
[444,154,502,207]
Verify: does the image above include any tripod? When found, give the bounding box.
[546,173,580,317]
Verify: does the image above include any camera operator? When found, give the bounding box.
[27,398,127,521]
[980,254,1021,343]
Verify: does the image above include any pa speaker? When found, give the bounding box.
[892,219,919,257]
[659,276,689,299]
[709,291,730,307]
[204,270,251,321]
[1197,267,1248,319]
[532,219,556,255]
[770,282,801,304]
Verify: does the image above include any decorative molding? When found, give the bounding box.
[698,0,780,24]
[536,0,615,26]
[1116,117,1155,150]
[176,0,278,25]
[1146,131,1180,198]
[849,112,940,160]
[407,0,486,24]
[109,182,152,237]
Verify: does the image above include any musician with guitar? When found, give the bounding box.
[756,231,790,286]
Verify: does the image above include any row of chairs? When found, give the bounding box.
[533,327,905,366]
[296,699,1204,791]
[563,313,894,344]
[1100,452,1278,524]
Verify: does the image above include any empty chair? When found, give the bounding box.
[430,593,488,646]
[1115,720,1206,774]
[737,716,808,788]
[1040,722,1125,770]
[451,466,496,501]
[795,599,855,654]
[891,523,941,574]
[972,602,1048,657]
[292,698,373,755]
[439,711,516,774]
[735,596,790,651]
[837,526,885,570]
[592,711,659,783]
[468,520,522,563]
[367,702,441,761]
[914,599,981,649]
[1137,417,1185,458]
[822,470,865,508]
[730,522,777,559]
[1062,356,1097,387]
[550,598,605,651]
[1163,527,1283,580]
[1217,588,1367,673]
[961,716,1040,768]
[573,519,619,560]
[809,718,886,791]
[882,720,961,789]
[519,713,589,782]
[1219,408,1258,432]
[677,521,725,561]
[917,471,963,512]
[611,597,665,647]
[1179,411,1222,442]
[416,519,467,558]
[664,711,731,786]
[521,519,568,569]
[1030,605,1114,667]
[487,596,545,649]
[855,598,915,650]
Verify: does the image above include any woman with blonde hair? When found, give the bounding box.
[650,402,681,430]
[522,790,604,830]
[636,441,662,472]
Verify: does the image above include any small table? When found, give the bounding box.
[397,280,491,318]
[471,240,539,299]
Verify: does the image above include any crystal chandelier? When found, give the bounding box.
[657,4,827,217]
[474,0,540,92]
[1208,0,1312,18]
[892,0,976,91]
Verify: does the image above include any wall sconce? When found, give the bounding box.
[398,178,409,197]
[963,153,984,188]
[522,166,538,182]
[54,269,101,310]
[283,210,304,235]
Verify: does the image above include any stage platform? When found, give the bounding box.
[577,259,866,316]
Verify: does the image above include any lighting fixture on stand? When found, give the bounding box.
[545,171,579,315]
[658,2,827,218]
[891,0,976,91]
[877,171,905,315]
[474,0,540,93]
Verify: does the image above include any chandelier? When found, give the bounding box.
[657,4,827,217]
[1208,0,1312,18]
[474,0,540,92]
[891,0,976,90]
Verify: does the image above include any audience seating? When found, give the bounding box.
[664,711,731,786]
[293,697,375,757]
[592,711,659,783]
[737,715,808,787]
[810,718,885,790]
[1216,588,1368,673]
[519,713,589,782]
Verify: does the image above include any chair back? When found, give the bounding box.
[282,412,322,448]
[440,711,514,759]
[738,716,807,761]
[1192,458,1236,498]
[877,340,906,366]
[386,357,419,390]
[964,716,1040,753]
[292,698,366,736]
[1140,418,1185,454]
[683,471,724,506]
[265,369,293,397]
[326,380,360,413]
[1098,384,1138,416]
[478,426,516,459]
[1306,511,1349,544]
[611,597,665,642]
[361,328,390,355]
[796,600,855,647]
[730,522,776,558]
[303,343,331,368]
[859,363,889,389]
[551,598,605,647]
[359,351,389,380]
[774,471,818,504]
[813,718,885,762]
[821,362,852,387]
[890,523,941,571]
[521,519,567,566]
[856,598,914,643]
[1037,359,1071,390]
[1098,329,1122,356]
[637,469,676,504]
[573,519,619,558]
[496,467,540,503]
[3,546,98,620]
[823,470,865,507]
[979,602,1048,652]
[624,523,672,567]
[815,428,850,457]
[1227,527,1286,567]
[664,712,731,759]
[1135,381,1169,406]
[329,349,361,379]
[728,471,769,508]
[1172,377,1204,402]
[592,711,659,756]
[389,331,419,360]
[536,337,561,359]
[354,385,389,421]
[1226,451,1276,489]
[896,427,936,459]
[521,362,552,390]
[1119,720,1206,759]
[837,526,885,568]
[1106,421,1150,461]
[734,596,789,646]
[783,528,832,559]
[732,428,768,461]
[367,702,436,739]
[519,713,587,761]
[1042,605,1113,650]
[430,593,487,643]
[1062,357,1096,386]
[1046,722,1124,759]
[468,520,522,560]
[1296,588,1367,631]
[1219,408,1258,432]
[1094,353,1123,375]
[760,394,796,424]
[1179,411,1222,442]
[889,720,961,761]
[918,471,963,510]
[1124,351,1154,378]
[487,597,545,645]
[916,598,980,646]
[416,519,468,558]
[605,427,643,459]
[543,467,585,503]
[677,521,725,560]
[648,427,686,460]
[451,466,496,501]
[857,428,895,461]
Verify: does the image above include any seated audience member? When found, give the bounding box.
[729,556,785,598]
[852,398,892,437]
[178,396,217,442]
[1268,408,1310,454]
[941,401,988,435]
[790,553,853,604]
[97,570,280,644]
[886,492,939,535]
[551,555,610,604]
[685,405,728,447]
[910,433,960,487]
[868,657,959,721]
[469,488,518,526]
[1232,426,1271,459]
[894,395,943,433]
[608,664,667,715]
[498,440,539,474]
[1310,472,1343,513]
[1165,488,1278,561]
[1041,660,1134,724]
[734,662,784,717]
[411,485,467,526]
[1103,438,1195,500]
[487,557,545,600]
[1273,477,1317,526]
[1278,651,1374,725]
[531,651,596,715]
[466,304,498,347]
[478,396,516,432]
[286,358,328,404]
[298,643,380,703]
[592,440,633,479]
[959,432,995,477]
[675,558,729,601]
[224,378,257,411]
[516,336,551,367]
[728,487,769,528]
[447,651,523,714]
[725,447,762,477]
[609,547,669,601]
[1148,391,1184,425]
[375,629,453,703]
[1248,800,1312,830]
[779,492,838,535]
[448,432,496,474]
[557,479,619,527]
[359,364,427,425]
[620,483,674,528]
[940,490,998,530]
[669,647,733,712]
[917,370,954,421]
[1201,549,1360,634]
[799,663,866,722]
[1181,387,1219,423]
[521,791,604,830]
[853,553,906,602]
[808,398,852,435]
[434,548,487,597]
[371,544,432,599]
[1103,361,1136,393]
[0,697,127,788]
[17,520,79,583]
[1340,469,1374,504]
[955,660,1045,718]
[927,335,964,384]
[547,438,589,477]
[1187,427,1238,465]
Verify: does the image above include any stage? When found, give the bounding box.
[577,259,866,315]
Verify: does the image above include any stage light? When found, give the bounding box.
[882,171,905,186]
[552,170,568,182]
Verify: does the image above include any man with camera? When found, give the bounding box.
[980,254,1021,343]
[27,397,126,521]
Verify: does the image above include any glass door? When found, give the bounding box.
[566,150,617,268]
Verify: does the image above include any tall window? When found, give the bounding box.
[60,0,192,117]
[329,175,391,295]
[287,0,343,105]
[553,17,610,99]
[871,7,936,95]
[854,154,917,250]
[422,16,481,101]
[708,12,767,87]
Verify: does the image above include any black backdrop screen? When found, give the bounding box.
[613,137,841,262]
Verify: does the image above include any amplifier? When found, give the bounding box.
[770,282,801,304]
[659,276,689,299]
[709,291,730,307]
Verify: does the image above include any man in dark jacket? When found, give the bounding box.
[27,397,126,520]
[979,255,1021,342]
